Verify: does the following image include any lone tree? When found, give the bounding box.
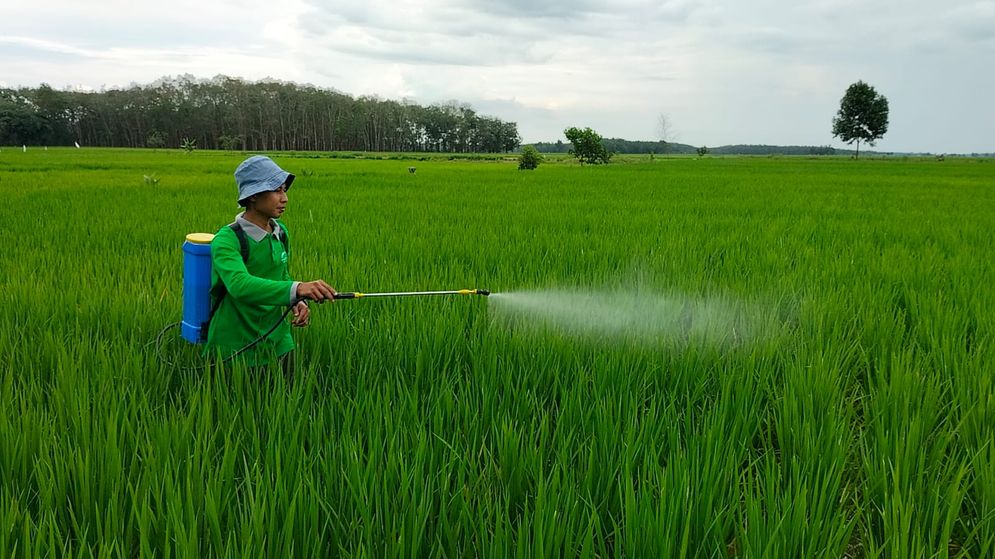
[832,81,889,159]
[564,126,612,165]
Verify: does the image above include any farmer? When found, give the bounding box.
[205,155,337,375]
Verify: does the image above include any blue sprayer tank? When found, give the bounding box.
[181,233,215,343]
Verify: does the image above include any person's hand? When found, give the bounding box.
[297,280,336,303]
[291,300,310,327]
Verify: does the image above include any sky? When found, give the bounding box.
[2,0,993,153]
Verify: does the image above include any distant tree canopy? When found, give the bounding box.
[564,126,612,165]
[0,75,521,153]
[832,80,889,159]
[532,141,840,156]
[534,138,671,154]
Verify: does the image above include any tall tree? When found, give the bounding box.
[832,81,889,159]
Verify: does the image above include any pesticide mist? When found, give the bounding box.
[488,289,765,348]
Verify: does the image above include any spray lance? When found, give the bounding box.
[332,289,490,299]
[153,232,490,369]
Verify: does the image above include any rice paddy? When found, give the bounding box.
[1,148,992,557]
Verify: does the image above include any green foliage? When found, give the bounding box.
[564,126,612,164]
[518,145,543,170]
[1,149,994,556]
[0,94,50,145]
[697,146,709,157]
[146,129,166,149]
[217,134,243,151]
[832,80,890,159]
[180,137,197,153]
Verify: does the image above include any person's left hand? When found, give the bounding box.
[291,300,310,327]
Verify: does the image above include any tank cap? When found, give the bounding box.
[185,233,215,244]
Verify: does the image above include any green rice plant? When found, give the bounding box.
[0,149,992,556]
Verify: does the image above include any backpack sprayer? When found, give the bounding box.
[152,232,490,370]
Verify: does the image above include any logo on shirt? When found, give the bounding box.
[281,251,288,263]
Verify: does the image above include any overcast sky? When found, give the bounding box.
[2,0,993,152]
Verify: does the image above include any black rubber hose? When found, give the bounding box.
[152,304,296,372]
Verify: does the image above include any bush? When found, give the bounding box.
[146,130,166,149]
[217,134,243,151]
[518,145,543,170]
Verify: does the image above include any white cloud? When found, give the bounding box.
[0,0,992,152]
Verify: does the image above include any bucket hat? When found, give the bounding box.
[234,155,295,203]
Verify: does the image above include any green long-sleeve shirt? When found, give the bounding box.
[205,215,299,365]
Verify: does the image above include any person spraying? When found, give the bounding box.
[204,155,336,375]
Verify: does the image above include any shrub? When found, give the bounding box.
[518,145,544,170]
[146,130,166,149]
[218,134,243,151]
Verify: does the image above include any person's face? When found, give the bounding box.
[250,184,288,218]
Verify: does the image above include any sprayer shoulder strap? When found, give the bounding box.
[209,222,250,311]
[229,222,250,263]
[202,223,248,341]
[229,221,288,262]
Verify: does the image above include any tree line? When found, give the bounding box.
[533,138,672,154]
[532,139,841,156]
[0,75,521,153]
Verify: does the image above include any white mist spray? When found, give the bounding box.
[488,289,758,347]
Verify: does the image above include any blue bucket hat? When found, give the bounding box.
[234,155,295,204]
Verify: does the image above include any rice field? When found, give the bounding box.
[1,148,993,557]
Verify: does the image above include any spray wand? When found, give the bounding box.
[330,288,490,300]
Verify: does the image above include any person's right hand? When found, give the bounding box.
[297,280,337,303]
